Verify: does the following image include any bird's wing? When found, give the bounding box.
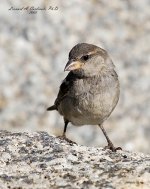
[54,72,76,109]
[47,72,75,111]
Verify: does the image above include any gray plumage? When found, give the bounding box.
[47,43,121,151]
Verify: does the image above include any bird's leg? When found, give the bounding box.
[57,120,76,144]
[98,124,122,152]
[62,120,68,137]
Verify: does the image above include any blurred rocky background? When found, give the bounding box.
[0,0,150,153]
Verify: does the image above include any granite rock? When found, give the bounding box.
[0,131,150,189]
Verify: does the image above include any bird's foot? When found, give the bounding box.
[57,135,77,145]
[104,143,122,152]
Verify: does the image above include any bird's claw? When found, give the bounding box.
[57,135,77,145]
[104,144,122,152]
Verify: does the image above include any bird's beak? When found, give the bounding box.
[64,59,83,71]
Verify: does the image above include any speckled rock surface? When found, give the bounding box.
[0,131,150,189]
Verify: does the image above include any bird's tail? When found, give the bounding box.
[47,105,57,111]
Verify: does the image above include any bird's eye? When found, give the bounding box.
[82,55,89,61]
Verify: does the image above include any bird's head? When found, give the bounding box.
[64,43,115,77]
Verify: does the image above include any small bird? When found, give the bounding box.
[47,43,121,152]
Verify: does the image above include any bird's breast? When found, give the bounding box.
[58,74,119,126]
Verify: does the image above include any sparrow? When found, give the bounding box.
[47,43,121,152]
